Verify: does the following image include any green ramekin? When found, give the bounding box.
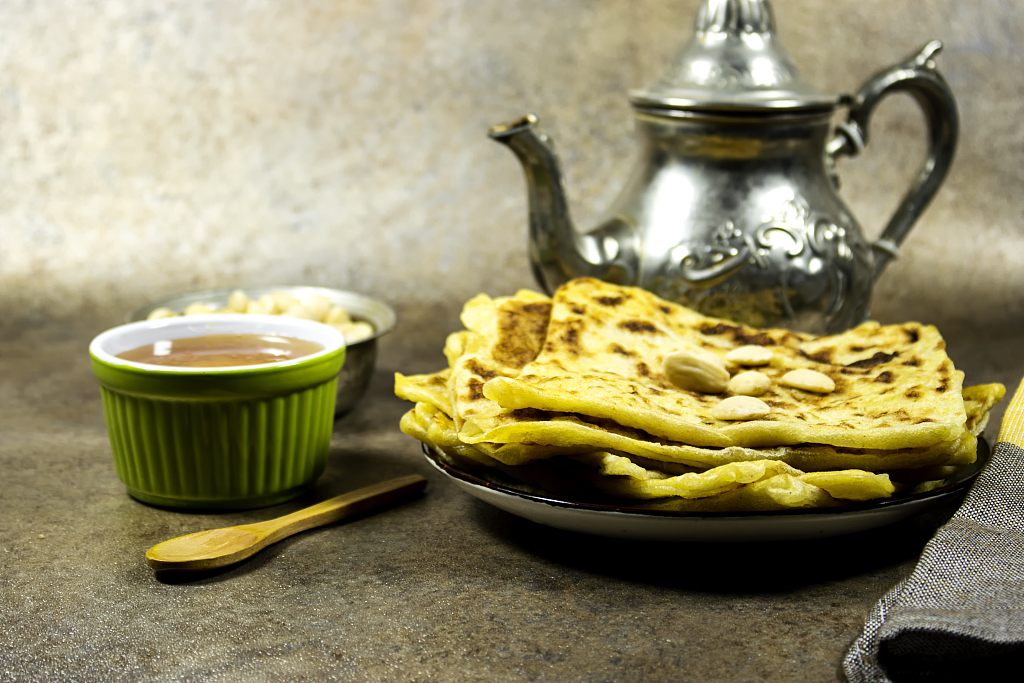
[90,315,346,510]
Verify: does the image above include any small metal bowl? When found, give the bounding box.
[130,286,397,417]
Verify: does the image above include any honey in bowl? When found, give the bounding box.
[117,333,324,368]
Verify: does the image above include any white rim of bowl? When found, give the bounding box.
[89,314,347,373]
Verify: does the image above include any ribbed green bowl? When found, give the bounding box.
[90,315,346,510]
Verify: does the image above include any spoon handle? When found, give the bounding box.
[146,475,427,571]
[243,474,428,543]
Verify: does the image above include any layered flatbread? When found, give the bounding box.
[403,400,898,511]
[396,279,1004,509]
[480,278,966,450]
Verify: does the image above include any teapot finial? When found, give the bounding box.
[695,0,774,34]
[632,0,834,112]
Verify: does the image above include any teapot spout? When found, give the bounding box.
[489,115,638,294]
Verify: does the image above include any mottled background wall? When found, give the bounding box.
[1,0,1022,368]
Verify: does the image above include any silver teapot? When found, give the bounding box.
[489,0,957,333]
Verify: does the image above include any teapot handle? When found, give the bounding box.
[827,41,959,280]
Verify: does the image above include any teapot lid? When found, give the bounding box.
[630,0,838,113]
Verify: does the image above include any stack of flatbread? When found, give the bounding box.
[397,278,1004,512]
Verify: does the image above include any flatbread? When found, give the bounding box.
[403,401,897,510]
[481,278,967,450]
[394,368,452,416]
[395,279,1004,510]
[448,289,551,433]
[397,375,985,472]
[395,280,1001,472]
[412,289,575,465]
[565,452,894,502]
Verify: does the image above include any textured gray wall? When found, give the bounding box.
[1,0,1021,343]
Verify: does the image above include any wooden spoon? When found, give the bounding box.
[145,474,427,571]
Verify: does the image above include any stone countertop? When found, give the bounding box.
[1,0,1021,678]
[1,319,1017,683]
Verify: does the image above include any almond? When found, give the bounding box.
[712,395,771,421]
[664,349,730,393]
[780,368,835,394]
[724,345,774,366]
[728,371,771,397]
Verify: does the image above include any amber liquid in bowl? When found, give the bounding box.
[116,333,324,368]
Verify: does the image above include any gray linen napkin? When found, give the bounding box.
[843,380,1024,682]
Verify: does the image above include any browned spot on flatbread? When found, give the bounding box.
[700,323,735,337]
[570,304,585,315]
[491,301,552,369]
[465,359,498,380]
[699,322,774,346]
[619,319,660,335]
[905,327,920,344]
[609,343,635,357]
[800,348,835,364]
[902,359,921,367]
[596,296,625,307]
[874,371,895,384]
[466,378,486,401]
[636,361,650,377]
[846,351,899,369]
[545,319,584,356]
[937,377,950,393]
[743,333,777,346]
[775,330,805,345]
[522,302,550,315]
[906,390,921,399]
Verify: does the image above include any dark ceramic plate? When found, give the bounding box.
[422,439,989,542]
